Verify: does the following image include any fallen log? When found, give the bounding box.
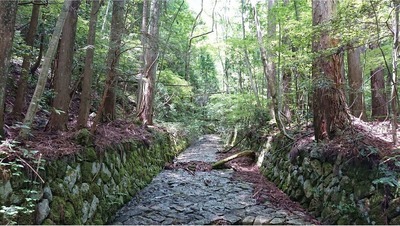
[212,150,255,169]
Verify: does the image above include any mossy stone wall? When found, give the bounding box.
[0,132,188,224]
[261,134,400,224]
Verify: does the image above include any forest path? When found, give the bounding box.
[110,135,315,225]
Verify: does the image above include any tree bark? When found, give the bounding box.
[136,0,149,117]
[19,0,72,139]
[347,46,366,120]
[253,1,290,138]
[46,0,81,131]
[30,34,44,75]
[0,0,18,137]
[102,0,125,121]
[137,0,161,125]
[12,0,40,121]
[371,66,388,120]
[101,0,111,32]
[391,1,399,145]
[312,0,350,141]
[91,0,125,132]
[77,0,100,128]
[282,69,292,122]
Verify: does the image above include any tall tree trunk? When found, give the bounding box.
[30,34,44,75]
[77,0,100,128]
[371,66,388,120]
[140,0,149,67]
[0,0,18,137]
[12,0,40,121]
[101,0,111,32]
[238,67,243,91]
[241,0,261,107]
[391,0,399,145]
[47,0,81,131]
[184,0,203,82]
[102,0,125,121]
[19,0,72,139]
[91,0,125,132]
[347,45,366,120]
[312,0,349,141]
[184,0,216,82]
[282,68,292,122]
[281,0,298,123]
[136,0,149,116]
[224,57,230,93]
[137,0,161,125]
[253,1,290,137]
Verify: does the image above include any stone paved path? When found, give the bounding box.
[110,135,315,225]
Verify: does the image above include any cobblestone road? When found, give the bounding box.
[110,135,315,225]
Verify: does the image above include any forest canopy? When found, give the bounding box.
[0,0,398,150]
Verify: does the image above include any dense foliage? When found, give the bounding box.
[2,0,400,224]
[4,0,398,134]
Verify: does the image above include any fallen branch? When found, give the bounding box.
[212,150,255,169]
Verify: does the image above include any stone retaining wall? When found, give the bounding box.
[0,131,188,224]
[261,134,400,224]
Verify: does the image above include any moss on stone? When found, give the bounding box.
[337,215,352,225]
[354,180,373,199]
[49,196,66,223]
[369,192,384,207]
[125,161,135,175]
[322,163,333,176]
[113,169,121,185]
[369,205,387,225]
[54,160,68,178]
[6,128,189,225]
[91,183,102,198]
[46,163,58,179]
[309,198,323,215]
[75,128,93,146]
[105,152,116,170]
[100,163,112,183]
[127,182,139,197]
[310,160,323,176]
[82,147,97,162]
[321,205,340,223]
[303,179,313,199]
[81,162,93,183]
[42,218,55,225]
[69,193,84,220]
[64,201,80,225]
[17,210,34,224]
[339,176,352,193]
[92,215,104,225]
[49,179,66,196]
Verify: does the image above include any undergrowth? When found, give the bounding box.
[0,139,45,225]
